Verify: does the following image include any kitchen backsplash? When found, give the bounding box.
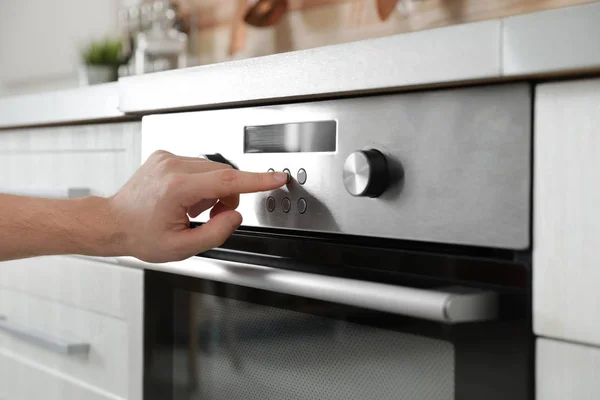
[175,0,595,66]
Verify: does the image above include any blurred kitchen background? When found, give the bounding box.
[0,0,594,97]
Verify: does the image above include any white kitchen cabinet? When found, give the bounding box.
[0,121,143,399]
[0,121,141,197]
[537,338,600,400]
[0,256,143,400]
[534,77,600,346]
[0,255,143,325]
[0,289,131,397]
[0,348,120,400]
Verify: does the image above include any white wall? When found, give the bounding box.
[0,0,122,96]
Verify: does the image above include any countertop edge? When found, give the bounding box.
[0,82,124,130]
[118,19,502,113]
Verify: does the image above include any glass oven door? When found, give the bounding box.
[142,232,532,400]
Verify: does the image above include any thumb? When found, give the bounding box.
[175,211,242,257]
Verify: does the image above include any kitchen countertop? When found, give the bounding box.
[1,2,599,129]
[118,2,600,114]
[0,82,124,129]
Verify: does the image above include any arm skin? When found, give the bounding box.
[0,151,288,263]
[0,194,123,261]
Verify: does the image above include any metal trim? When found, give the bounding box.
[90,255,498,324]
[0,187,92,199]
[0,316,91,356]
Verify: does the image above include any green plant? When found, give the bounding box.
[82,38,125,67]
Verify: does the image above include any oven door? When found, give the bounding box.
[141,231,532,400]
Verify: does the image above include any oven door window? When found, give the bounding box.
[176,291,453,400]
[144,272,530,400]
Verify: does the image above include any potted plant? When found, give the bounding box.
[81,38,128,85]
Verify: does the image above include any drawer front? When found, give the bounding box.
[0,289,130,397]
[0,151,135,197]
[533,78,600,345]
[0,256,143,399]
[0,256,143,321]
[537,338,600,400]
[0,121,140,152]
[142,83,531,249]
[0,121,140,196]
[0,348,120,400]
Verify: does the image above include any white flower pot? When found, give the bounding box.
[83,65,118,85]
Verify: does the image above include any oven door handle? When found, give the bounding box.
[85,255,498,324]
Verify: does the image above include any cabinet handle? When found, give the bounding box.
[90,255,499,324]
[0,315,90,356]
[0,187,92,199]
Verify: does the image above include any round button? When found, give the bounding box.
[267,168,274,172]
[282,197,291,213]
[342,149,389,198]
[266,196,276,212]
[297,198,307,214]
[282,168,292,183]
[297,168,307,185]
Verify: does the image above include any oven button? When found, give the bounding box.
[342,149,389,198]
[282,197,291,213]
[297,168,307,185]
[282,168,292,183]
[297,198,307,214]
[266,196,276,212]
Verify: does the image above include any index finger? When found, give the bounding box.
[188,170,288,200]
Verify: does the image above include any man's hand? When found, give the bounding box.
[108,151,288,262]
[0,150,287,262]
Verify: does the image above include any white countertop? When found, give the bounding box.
[1,2,599,128]
[118,2,600,114]
[0,82,123,129]
[119,19,502,113]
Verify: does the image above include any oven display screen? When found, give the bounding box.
[244,121,337,153]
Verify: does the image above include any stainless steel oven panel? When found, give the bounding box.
[141,83,531,249]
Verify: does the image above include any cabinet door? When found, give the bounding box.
[537,338,600,400]
[534,78,600,346]
[0,121,140,196]
[0,256,143,400]
[0,349,122,400]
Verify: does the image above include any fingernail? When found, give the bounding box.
[273,172,288,184]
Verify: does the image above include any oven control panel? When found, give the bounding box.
[141,83,532,249]
[265,167,308,214]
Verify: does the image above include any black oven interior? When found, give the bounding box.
[144,226,532,400]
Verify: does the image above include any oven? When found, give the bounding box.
[140,82,533,400]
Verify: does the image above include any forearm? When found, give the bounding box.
[0,152,286,263]
[0,194,124,261]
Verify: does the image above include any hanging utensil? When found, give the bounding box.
[244,0,289,28]
[349,0,366,29]
[376,0,398,21]
[229,0,248,56]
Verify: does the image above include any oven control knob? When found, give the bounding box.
[200,153,238,170]
[342,149,389,198]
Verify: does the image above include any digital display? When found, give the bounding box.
[244,121,337,154]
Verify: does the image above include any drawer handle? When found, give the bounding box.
[0,316,91,356]
[0,187,92,199]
